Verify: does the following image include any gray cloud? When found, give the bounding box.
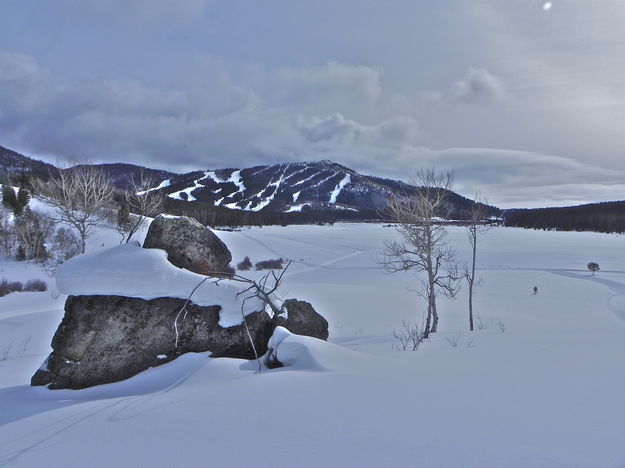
[2,50,623,208]
[250,62,384,117]
[296,113,422,148]
[448,68,508,104]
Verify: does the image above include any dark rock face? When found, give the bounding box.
[31,294,329,390]
[277,299,329,341]
[31,295,274,389]
[142,215,232,275]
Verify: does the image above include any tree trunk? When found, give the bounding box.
[468,280,474,331]
[424,306,432,339]
[430,296,438,333]
[469,235,477,331]
[79,226,86,254]
[429,279,438,333]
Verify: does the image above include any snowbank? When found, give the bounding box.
[268,326,379,372]
[55,242,264,327]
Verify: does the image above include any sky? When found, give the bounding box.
[1,0,625,208]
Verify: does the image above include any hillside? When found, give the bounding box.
[0,146,57,183]
[132,160,501,221]
[503,201,625,234]
[0,145,500,224]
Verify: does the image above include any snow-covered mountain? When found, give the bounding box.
[155,160,403,214]
[0,146,500,219]
[149,160,497,218]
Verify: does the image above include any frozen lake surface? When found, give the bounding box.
[1,223,624,468]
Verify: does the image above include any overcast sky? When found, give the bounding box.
[1,0,625,207]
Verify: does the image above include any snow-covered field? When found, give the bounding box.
[1,223,625,468]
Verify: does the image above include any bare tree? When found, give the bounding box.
[379,169,460,338]
[117,172,164,243]
[0,207,15,258]
[14,208,55,263]
[464,196,491,331]
[36,165,114,254]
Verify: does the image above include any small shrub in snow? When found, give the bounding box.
[0,278,24,297]
[255,258,284,270]
[393,320,427,351]
[237,256,252,270]
[25,279,47,292]
[1,343,11,361]
[220,264,236,278]
[446,333,462,347]
[0,277,47,296]
[587,262,600,275]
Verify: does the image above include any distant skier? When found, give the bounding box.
[532,286,538,295]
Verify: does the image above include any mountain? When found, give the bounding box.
[0,145,500,222]
[81,163,176,190]
[148,160,499,220]
[0,145,58,182]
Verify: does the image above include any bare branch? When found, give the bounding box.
[35,164,114,254]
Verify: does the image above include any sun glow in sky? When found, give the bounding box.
[543,2,553,11]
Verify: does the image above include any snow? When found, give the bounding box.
[329,173,351,203]
[292,169,324,187]
[204,170,247,209]
[2,224,625,467]
[136,178,171,195]
[284,203,310,212]
[55,242,265,326]
[168,172,211,201]
[245,166,287,212]
[227,170,246,196]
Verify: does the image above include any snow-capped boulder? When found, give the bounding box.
[277,299,329,341]
[143,214,232,275]
[31,238,329,390]
[31,295,275,389]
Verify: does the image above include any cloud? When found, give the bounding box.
[388,147,625,208]
[0,52,287,170]
[0,54,393,170]
[1,51,623,208]
[251,62,383,115]
[296,113,422,148]
[448,68,508,104]
[0,52,51,119]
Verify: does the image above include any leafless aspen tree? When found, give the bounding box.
[118,172,164,243]
[379,169,460,338]
[36,165,114,254]
[464,196,490,331]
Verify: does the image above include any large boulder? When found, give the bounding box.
[143,214,232,275]
[31,295,274,389]
[276,299,329,340]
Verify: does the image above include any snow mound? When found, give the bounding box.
[56,242,264,327]
[268,326,375,372]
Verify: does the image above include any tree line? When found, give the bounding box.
[503,201,625,234]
